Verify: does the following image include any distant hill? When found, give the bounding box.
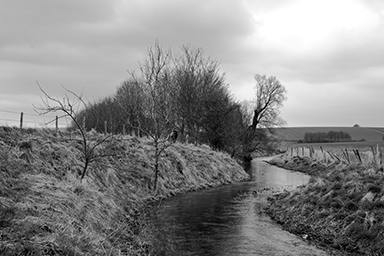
[273,127,384,142]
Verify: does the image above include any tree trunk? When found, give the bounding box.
[153,141,159,191]
[154,160,159,191]
[251,109,260,130]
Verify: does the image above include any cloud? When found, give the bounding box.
[251,0,384,84]
[1,0,384,127]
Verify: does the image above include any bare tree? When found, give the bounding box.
[242,74,287,160]
[128,40,178,191]
[250,74,287,130]
[115,79,147,136]
[34,82,113,180]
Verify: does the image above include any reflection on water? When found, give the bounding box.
[148,158,328,256]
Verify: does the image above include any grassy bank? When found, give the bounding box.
[0,127,248,255]
[266,155,384,255]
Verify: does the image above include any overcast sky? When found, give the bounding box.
[1,0,384,128]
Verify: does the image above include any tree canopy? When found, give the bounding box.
[73,43,287,162]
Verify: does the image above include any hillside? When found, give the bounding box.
[0,127,248,255]
[273,126,384,142]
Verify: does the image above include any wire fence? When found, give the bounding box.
[0,109,71,130]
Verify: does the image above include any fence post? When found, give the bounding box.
[354,149,362,164]
[344,148,350,164]
[122,124,126,136]
[104,120,108,134]
[55,116,58,134]
[20,112,23,129]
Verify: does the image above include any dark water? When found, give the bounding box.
[148,157,328,256]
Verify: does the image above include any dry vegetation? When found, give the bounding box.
[267,155,384,255]
[0,127,248,255]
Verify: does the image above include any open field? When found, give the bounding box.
[273,126,384,142]
[293,141,384,156]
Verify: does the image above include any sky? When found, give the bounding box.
[1,0,384,128]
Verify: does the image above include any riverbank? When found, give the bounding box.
[0,127,248,255]
[266,155,384,255]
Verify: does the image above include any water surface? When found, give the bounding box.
[148,157,328,256]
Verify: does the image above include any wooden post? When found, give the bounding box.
[20,112,23,129]
[55,116,58,134]
[329,151,341,162]
[104,120,108,134]
[353,149,362,164]
[122,124,126,136]
[344,148,350,164]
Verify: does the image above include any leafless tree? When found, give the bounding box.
[250,74,287,130]
[242,74,287,160]
[128,40,178,191]
[34,82,113,180]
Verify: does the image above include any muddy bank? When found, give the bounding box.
[0,127,248,255]
[266,155,384,255]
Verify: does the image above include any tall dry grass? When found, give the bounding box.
[0,127,248,255]
[268,155,384,255]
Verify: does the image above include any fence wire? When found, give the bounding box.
[0,109,71,129]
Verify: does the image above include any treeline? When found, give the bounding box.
[75,44,246,158]
[73,41,286,160]
[302,130,352,143]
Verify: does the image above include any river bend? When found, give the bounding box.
[148,157,328,256]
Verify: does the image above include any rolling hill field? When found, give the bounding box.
[273,126,384,142]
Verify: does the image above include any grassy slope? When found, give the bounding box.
[274,127,384,142]
[267,155,384,255]
[0,127,248,255]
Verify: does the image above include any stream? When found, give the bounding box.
[147,157,329,256]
